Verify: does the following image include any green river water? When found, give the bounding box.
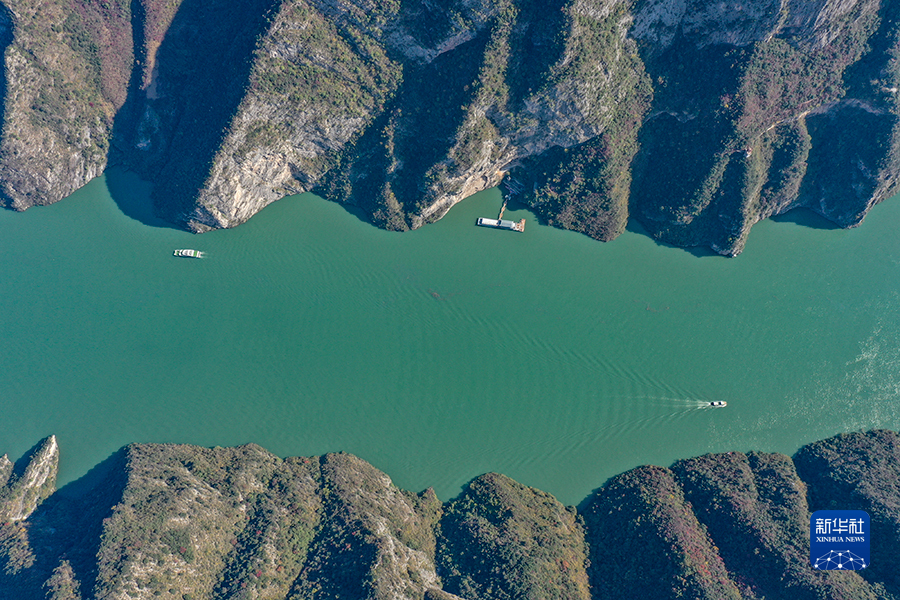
[2,171,899,505]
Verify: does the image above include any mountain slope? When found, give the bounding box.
[1,0,899,255]
[1,430,898,599]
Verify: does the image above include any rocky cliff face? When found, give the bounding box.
[629,0,900,254]
[0,435,57,522]
[1,430,898,599]
[1,0,899,254]
[0,0,130,210]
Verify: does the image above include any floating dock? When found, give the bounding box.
[477,217,525,232]
[476,195,525,232]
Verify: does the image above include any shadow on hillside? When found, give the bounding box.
[770,206,842,230]
[103,0,161,228]
[0,4,14,208]
[106,0,279,229]
[0,448,128,600]
[4,438,49,483]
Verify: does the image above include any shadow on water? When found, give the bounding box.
[623,206,840,257]
[309,182,385,229]
[104,167,180,229]
[770,206,842,230]
[624,218,722,259]
[503,195,529,213]
[5,438,50,482]
[576,484,604,513]
[333,197,387,228]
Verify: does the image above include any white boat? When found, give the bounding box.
[173,249,204,258]
[476,217,525,232]
[708,401,727,407]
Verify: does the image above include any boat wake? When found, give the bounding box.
[616,395,727,409]
[528,394,730,459]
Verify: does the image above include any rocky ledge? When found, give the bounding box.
[1,0,899,255]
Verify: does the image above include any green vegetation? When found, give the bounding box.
[437,473,590,600]
[674,452,877,599]
[631,40,749,249]
[286,452,441,600]
[251,1,401,117]
[315,13,496,229]
[795,430,900,597]
[0,0,119,164]
[1,431,900,598]
[758,118,811,210]
[43,560,81,600]
[444,6,515,179]
[630,4,891,254]
[4,0,900,249]
[319,0,657,236]
[209,457,322,599]
[521,2,650,241]
[583,465,742,600]
[501,0,567,110]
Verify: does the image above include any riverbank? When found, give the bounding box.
[2,430,897,599]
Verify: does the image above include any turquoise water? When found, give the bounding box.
[2,172,899,505]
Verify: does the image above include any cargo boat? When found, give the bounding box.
[476,217,525,232]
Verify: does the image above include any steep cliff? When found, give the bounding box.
[1,0,900,254]
[0,0,130,210]
[629,0,900,254]
[1,430,899,599]
[0,435,58,523]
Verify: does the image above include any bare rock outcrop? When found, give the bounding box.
[1,0,900,255]
[0,435,58,522]
[0,0,130,210]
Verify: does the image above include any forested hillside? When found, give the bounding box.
[2,430,898,599]
[0,0,898,254]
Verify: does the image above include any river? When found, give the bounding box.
[2,171,898,505]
